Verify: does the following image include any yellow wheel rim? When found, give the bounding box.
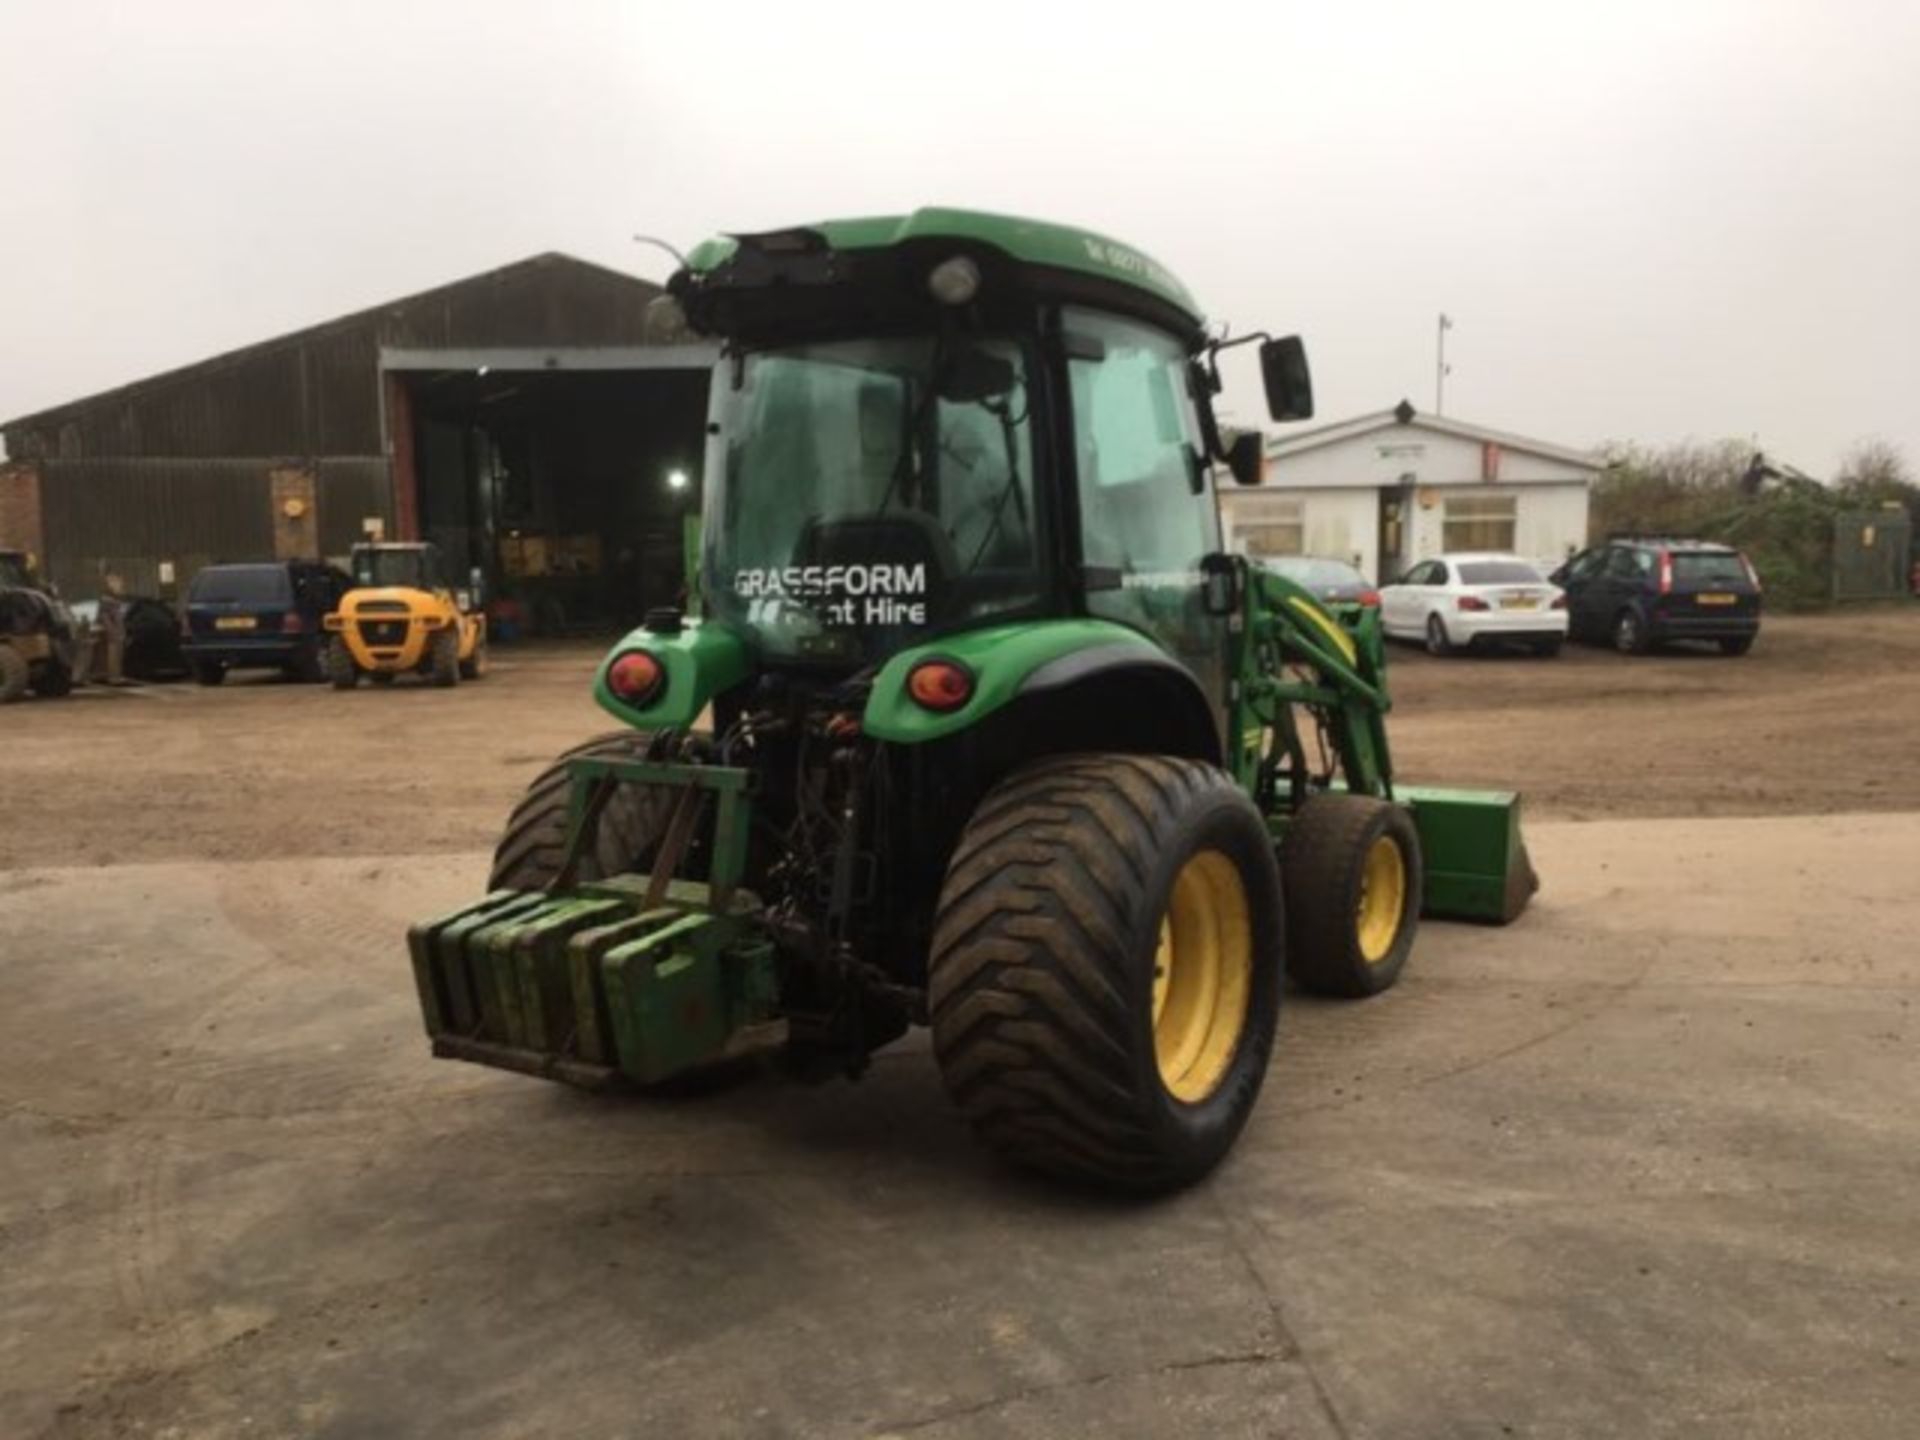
[1153,850,1253,1104]
[1356,835,1407,964]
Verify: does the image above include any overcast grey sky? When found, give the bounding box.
[2,0,1916,472]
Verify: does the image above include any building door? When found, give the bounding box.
[1376,487,1409,583]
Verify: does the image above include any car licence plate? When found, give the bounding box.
[1697,593,1737,606]
[1500,597,1540,610]
[215,616,257,631]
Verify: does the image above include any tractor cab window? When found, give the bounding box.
[706,336,1042,665]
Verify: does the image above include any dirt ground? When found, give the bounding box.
[4,609,1919,872]
[3,608,1918,1438]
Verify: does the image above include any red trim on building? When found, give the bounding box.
[386,372,419,541]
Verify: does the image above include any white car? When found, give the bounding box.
[1379,553,1568,657]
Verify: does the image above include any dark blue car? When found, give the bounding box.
[182,561,354,684]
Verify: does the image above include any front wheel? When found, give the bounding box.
[192,659,227,687]
[31,659,74,697]
[428,628,461,688]
[1281,794,1422,998]
[458,628,488,680]
[0,645,30,702]
[928,754,1285,1194]
[325,637,358,689]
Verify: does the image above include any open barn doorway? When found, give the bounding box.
[387,354,711,636]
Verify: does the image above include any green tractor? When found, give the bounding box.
[410,209,1537,1192]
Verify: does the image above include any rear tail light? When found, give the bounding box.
[907,658,974,712]
[606,649,666,706]
[280,611,304,635]
[1658,550,1674,595]
[1457,595,1490,612]
[1357,589,1381,608]
[1550,593,1568,610]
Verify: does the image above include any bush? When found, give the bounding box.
[1591,439,1914,611]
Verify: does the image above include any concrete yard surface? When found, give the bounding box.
[2,811,1915,1438]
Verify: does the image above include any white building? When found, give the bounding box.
[1219,400,1601,583]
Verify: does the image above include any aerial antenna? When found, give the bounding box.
[632,234,691,271]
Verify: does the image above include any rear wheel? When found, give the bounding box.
[31,658,74,697]
[429,628,461,688]
[458,628,488,680]
[1718,635,1755,657]
[928,754,1285,1193]
[0,645,29,703]
[1281,794,1422,998]
[489,730,668,889]
[192,659,227,686]
[1613,609,1650,654]
[325,637,358,689]
[1531,637,1563,658]
[1425,614,1454,657]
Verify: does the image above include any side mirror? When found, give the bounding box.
[1199,552,1242,617]
[1225,431,1265,486]
[1259,336,1314,422]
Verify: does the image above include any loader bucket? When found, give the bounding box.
[1397,784,1538,925]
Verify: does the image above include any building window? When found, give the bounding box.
[1239,500,1304,557]
[1442,494,1516,552]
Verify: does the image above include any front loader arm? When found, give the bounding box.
[1222,557,1395,807]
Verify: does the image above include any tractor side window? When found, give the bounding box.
[1067,311,1211,576]
[1064,308,1225,709]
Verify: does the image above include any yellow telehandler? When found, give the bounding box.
[324,542,487,688]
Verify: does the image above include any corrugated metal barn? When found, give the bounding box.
[0,253,715,629]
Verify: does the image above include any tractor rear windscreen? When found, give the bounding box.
[706,336,1043,665]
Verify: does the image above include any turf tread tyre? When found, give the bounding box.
[488,730,667,889]
[1280,794,1422,998]
[929,753,1284,1193]
[0,644,29,703]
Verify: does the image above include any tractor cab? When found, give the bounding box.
[666,212,1310,692]
[325,542,487,689]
